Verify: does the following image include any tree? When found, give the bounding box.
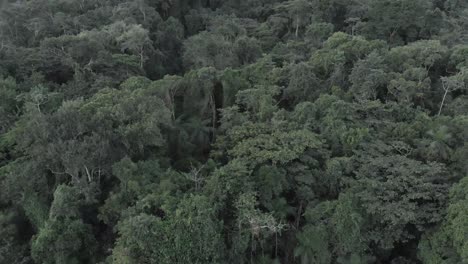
[278,0,312,38]
[418,175,468,263]
[438,68,468,116]
[352,142,450,253]
[0,76,19,134]
[111,22,154,70]
[364,0,433,43]
[0,207,31,264]
[384,40,448,107]
[31,185,97,264]
[285,62,321,103]
[0,0,467,263]
[234,36,262,65]
[112,195,224,264]
[349,51,388,101]
[295,193,371,264]
[183,31,238,70]
[310,32,386,80]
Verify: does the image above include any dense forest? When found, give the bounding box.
[0,0,467,263]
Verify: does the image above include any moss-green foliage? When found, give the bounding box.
[0,0,467,263]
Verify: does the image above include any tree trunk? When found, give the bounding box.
[295,15,300,38]
[211,94,216,141]
[438,86,449,116]
[139,48,144,71]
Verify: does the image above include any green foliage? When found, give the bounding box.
[296,193,371,264]
[80,85,172,155]
[32,218,96,264]
[419,175,468,263]
[352,143,450,250]
[183,17,260,70]
[31,185,96,264]
[0,76,19,133]
[0,208,30,263]
[364,0,433,43]
[0,0,467,263]
[349,51,388,101]
[112,195,224,264]
[285,62,321,103]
